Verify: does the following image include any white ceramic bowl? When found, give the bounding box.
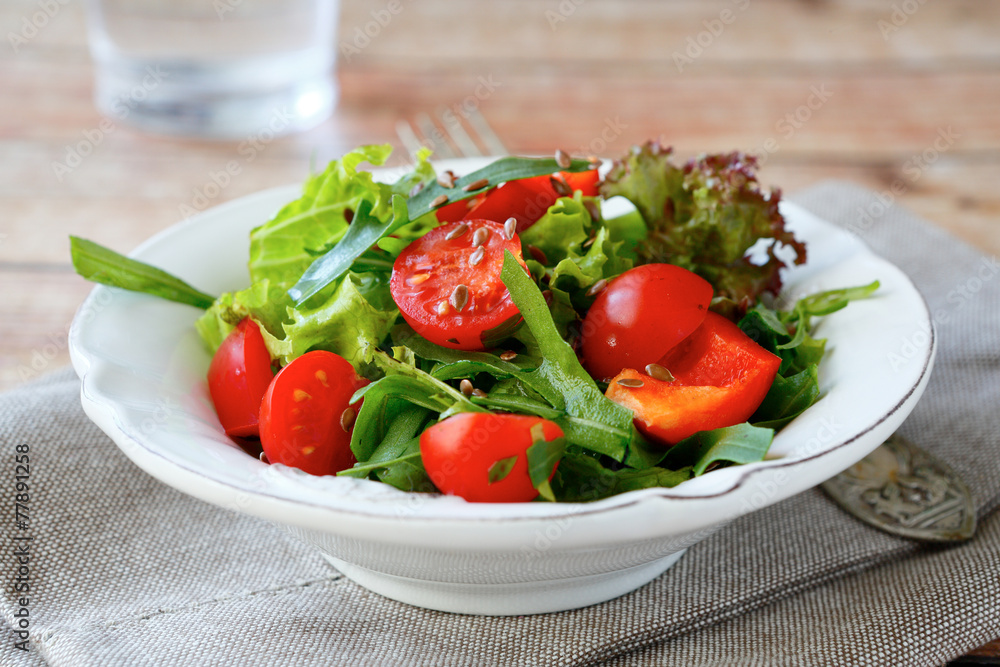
[69,161,935,615]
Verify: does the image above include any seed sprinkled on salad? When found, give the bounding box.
[445,223,469,241]
[450,284,469,311]
[339,407,356,432]
[463,178,489,192]
[555,149,572,169]
[437,171,455,189]
[503,217,517,240]
[550,175,571,197]
[644,363,675,382]
[469,246,485,267]
[70,141,881,504]
[472,227,489,247]
[586,278,607,297]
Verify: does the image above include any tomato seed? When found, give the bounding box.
[302,446,316,455]
[314,369,329,387]
[616,378,645,388]
[293,389,312,402]
[644,363,675,382]
[469,246,485,267]
[462,178,489,192]
[460,379,474,397]
[472,227,489,247]
[407,273,431,285]
[499,351,517,361]
[555,148,572,169]
[437,301,449,315]
[445,223,469,241]
[586,278,607,297]
[340,407,357,432]
[450,284,469,311]
[431,194,449,208]
[503,217,517,240]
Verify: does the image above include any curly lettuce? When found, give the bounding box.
[600,140,807,314]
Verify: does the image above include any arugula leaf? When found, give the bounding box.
[500,251,634,461]
[751,364,820,430]
[526,422,566,502]
[70,237,215,309]
[290,156,592,305]
[551,452,692,502]
[661,423,774,476]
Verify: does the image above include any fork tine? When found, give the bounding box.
[439,109,483,157]
[415,112,458,160]
[466,107,508,156]
[395,120,425,162]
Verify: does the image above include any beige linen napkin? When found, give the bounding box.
[2,182,998,666]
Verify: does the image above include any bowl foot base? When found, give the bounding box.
[323,549,687,616]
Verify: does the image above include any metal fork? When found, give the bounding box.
[395,107,508,161]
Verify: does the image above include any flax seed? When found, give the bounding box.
[431,194,449,208]
[460,379,473,397]
[471,388,488,398]
[644,363,675,382]
[340,407,357,432]
[499,350,517,362]
[550,175,571,197]
[445,223,469,240]
[462,178,489,192]
[528,245,547,264]
[555,149,572,169]
[586,278,607,297]
[616,378,644,388]
[503,217,517,240]
[437,171,455,188]
[472,227,489,247]
[469,246,485,266]
[450,284,469,311]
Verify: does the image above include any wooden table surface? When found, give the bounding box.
[2,0,997,661]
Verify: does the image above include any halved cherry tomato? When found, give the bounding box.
[579,264,714,382]
[420,412,564,503]
[207,318,274,439]
[390,218,529,350]
[605,312,781,445]
[463,170,600,233]
[259,351,369,476]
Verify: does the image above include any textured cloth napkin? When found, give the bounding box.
[2,182,999,667]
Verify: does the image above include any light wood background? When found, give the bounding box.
[0,1,997,658]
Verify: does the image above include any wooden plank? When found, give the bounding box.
[4,0,1000,64]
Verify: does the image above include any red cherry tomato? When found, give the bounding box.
[605,312,781,445]
[420,412,564,503]
[579,264,713,382]
[390,218,529,350]
[259,351,369,476]
[207,318,274,439]
[463,170,600,233]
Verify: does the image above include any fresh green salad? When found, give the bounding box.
[71,140,877,503]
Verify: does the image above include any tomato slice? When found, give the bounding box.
[420,412,564,503]
[579,264,714,382]
[390,218,528,350]
[605,312,781,445]
[207,318,274,439]
[463,170,600,233]
[259,351,369,476]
